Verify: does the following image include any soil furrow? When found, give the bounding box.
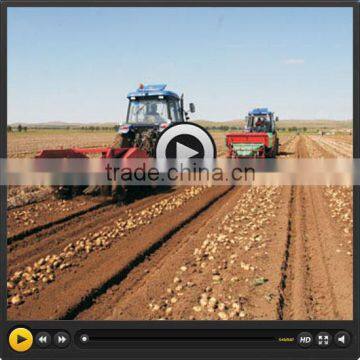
[278,135,352,320]
[8,198,114,244]
[7,186,230,320]
[79,185,289,321]
[63,186,234,320]
[7,133,353,321]
[276,185,295,320]
[7,188,182,274]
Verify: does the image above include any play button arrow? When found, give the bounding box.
[176,142,199,158]
[17,335,27,344]
[156,122,216,159]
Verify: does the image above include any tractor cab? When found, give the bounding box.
[117,84,195,154]
[245,108,278,134]
[123,84,194,132]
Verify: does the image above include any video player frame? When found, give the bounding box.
[0,0,359,359]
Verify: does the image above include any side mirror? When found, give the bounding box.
[189,103,195,113]
[276,116,279,122]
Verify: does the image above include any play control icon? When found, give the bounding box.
[297,332,313,348]
[155,123,216,159]
[334,331,351,348]
[315,332,332,348]
[175,140,202,158]
[54,331,70,348]
[8,327,33,352]
[80,334,90,344]
[35,332,51,348]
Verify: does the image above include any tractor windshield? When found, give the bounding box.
[247,115,272,132]
[127,98,169,124]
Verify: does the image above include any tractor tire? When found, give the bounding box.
[111,185,127,204]
[100,185,112,196]
[98,185,126,203]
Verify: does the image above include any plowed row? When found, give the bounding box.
[7,134,353,321]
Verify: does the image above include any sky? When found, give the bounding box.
[7,7,353,124]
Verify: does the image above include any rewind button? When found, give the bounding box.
[54,331,70,348]
[35,332,51,348]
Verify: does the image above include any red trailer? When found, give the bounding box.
[226,133,271,158]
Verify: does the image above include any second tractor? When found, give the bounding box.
[226,108,279,158]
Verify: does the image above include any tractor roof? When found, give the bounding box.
[127,84,180,100]
[249,108,273,116]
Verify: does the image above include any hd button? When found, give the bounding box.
[297,332,313,348]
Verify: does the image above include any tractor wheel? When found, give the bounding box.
[111,186,127,204]
[100,185,112,196]
[111,185,127,204]
[99,185,126,203]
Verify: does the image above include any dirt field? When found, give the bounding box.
[7,129,229,158]
[7,130,115,158]
[7,129,228,209]
[6,131,353,321]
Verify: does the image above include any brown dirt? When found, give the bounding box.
[7,195,112,240]
[278,136,353,320]
[7,130,115,158]
[81,185,288,321]
[7,186,231,320]
[7,134,353,321]
[7,186,193,282]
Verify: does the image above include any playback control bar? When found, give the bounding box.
[74,329,352,350]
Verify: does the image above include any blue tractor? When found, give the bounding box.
[116,84,195,156]
[226,108,279,158]
[36,84,195,200]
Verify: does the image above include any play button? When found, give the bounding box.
[176,142,199,158]
[165,134,204,159]
[9,327,33,352]
[156,122,216,159]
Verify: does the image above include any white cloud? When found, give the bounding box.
[283,58,305,65]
